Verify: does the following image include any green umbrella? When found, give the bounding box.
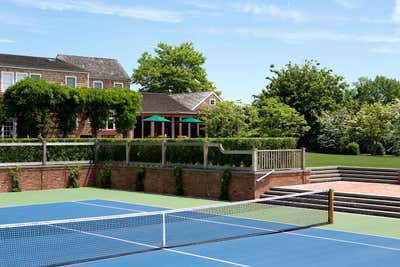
[178,117,203,123]
[143,115,171,122]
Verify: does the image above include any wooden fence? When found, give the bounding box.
[0,141,305,172]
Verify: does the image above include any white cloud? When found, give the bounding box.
[12,0,183,23]
[233,2,305,22]
[0,39,15,43]
[185,1,221,10]
[235,28,400,44]
[334,0,358,9]
[393,0,400,24]
[369,46,400,54]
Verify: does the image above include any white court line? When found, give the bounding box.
[49,225,250,267]
[74,201,145,213]
[81,201,400,252]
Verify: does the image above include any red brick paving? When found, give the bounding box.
[282,181,400,197]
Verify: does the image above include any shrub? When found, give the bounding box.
[8,167,21,192]
[136,167,145,191]
[68,167,81,188]
[343,142,360,155]
[99,167,112,188]
[372,142,386,156]
[219,169,232,201]
[392,142,400,156]
[173,166,183,196]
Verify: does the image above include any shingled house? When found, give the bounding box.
[0,53,222,138]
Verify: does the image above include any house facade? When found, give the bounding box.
[0,53,222,139]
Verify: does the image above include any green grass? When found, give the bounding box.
[1,188,399,239]
[307,152,400,168]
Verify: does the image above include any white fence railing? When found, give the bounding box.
[254,148,305,171]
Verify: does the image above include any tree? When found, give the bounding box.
[353,76,400,104]
[256,60,348,145]
[3,78,55,137]
[200,101,248,137]
[253,97,310,137]
[132,42,216,93]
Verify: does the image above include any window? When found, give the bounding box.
[30,73,41,81]
[66,76,77,88]
[16,72,28,82]
[1,118,16,138]
[114,82,124,88]
[106,111,116,130]
[93,81,103,89]
[210,98,216,105]
[1,71,14,91]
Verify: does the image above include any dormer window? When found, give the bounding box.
[210,98,216,105]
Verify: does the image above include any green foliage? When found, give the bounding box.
[135,167,145,191]
[354,76,400,104]
[99,167,112,188]
[68,167,81,188]
[372,142,386,156]
[258,60,348,145]
[344,142,360,155]
[132,42,216,93]
[8,167,21,192]
[200,101,249,137]
[219,169,232,201]
[253,97,310,137]
[173,166,183,196]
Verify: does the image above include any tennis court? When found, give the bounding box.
[1,192,400,267]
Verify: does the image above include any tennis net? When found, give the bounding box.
[0,190,333,267]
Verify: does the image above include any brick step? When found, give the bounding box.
[309,173,341,179]
[310,170,340,175]
[340,173,399,180]
[339,166,400,172]
[341,177,399,184]
[339,170,399,176]
[310,178,342,183]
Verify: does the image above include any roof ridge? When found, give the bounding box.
[0,53,57,61]
[58,54,118,61]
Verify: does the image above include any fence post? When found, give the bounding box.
[161,140,167,167]
[94,141,99,163]
[42,141,47,166]
[252,148,258,172]
[125,140,131,166]
[300,147,306,170]
[203,141,209,169]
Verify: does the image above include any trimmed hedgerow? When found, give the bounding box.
[219,169,232,201]
[135,166,145,191]
[173,166,183,196]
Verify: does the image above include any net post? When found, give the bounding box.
[162,212,166,248]
[328,189,334,224]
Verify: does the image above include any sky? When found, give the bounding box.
[1,0,400,103]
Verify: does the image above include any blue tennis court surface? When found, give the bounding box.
[1,199,399,267]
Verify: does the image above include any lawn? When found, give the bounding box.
[1,188,399,239]
[307,152,400,168]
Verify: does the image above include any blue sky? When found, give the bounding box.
[1,0,400,102]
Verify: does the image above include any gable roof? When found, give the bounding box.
[170,91,221,110]
[141,93,197,114]
[0,53,87,73]
[57,54,130,81]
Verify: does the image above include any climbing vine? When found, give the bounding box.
[173,166,183,196]
[68,167,81,188]
[136,166,145,191]
[219,169,232,201]
[8,167,21,192]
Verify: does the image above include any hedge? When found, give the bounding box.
[0,137,298,166]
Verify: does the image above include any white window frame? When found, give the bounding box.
[93,80,104,89]
[210,98,216,105]
[65,76,77,88]
[105,110,116,130]
[16,72,28,82]
[1,71,14,92]
[29,73,42,81]
[113,82,124,88]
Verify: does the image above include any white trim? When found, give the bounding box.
[1,71,14,91]
[15,72,28,82]
[65,75,77,88]
[92,80,103,89]
[192,92,223,110]
[113,82,124,88]
[29,73,42,80]
[0,65,89,74]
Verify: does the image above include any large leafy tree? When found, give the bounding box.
[256,60,348,144]
[200,101,249,137]
[253,97,310,137]
[353,76,400,104]
[132,42,216,93]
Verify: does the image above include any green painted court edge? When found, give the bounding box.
[1,187,399,239]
